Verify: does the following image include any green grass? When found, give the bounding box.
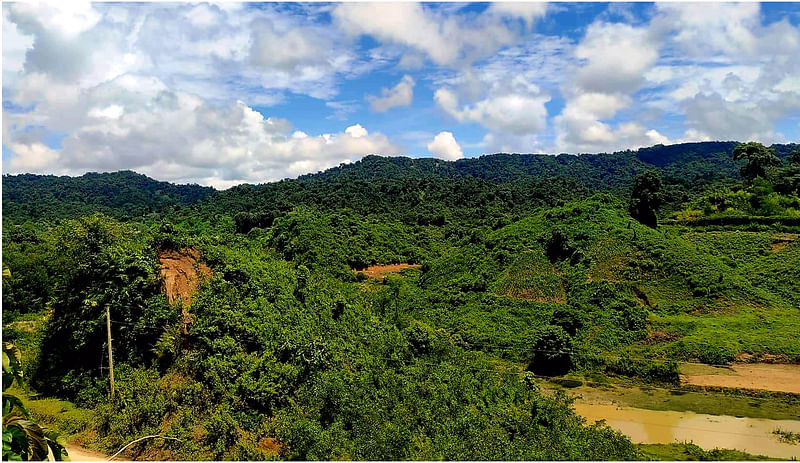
[492,249,565,303]
[773,428,800,445]
[637,443,778,461]
[6,386,95,436]
[641,304,800,362]
[547,379,800,421]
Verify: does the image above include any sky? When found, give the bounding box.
[2,2,800,188]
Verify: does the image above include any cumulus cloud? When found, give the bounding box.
[1,2,406,186]
[332,2,517,67]
[3,76,402,187]
[435,75,550,135]
[249,18,327,70]
[8,91,400,186]
[574,21,659,94]
[653,3,760,59]
[427,131,463,160]
[482,132,545,154]
[366,75,415,113]
[555,20,664,153]
[487,2,548,28]
[645,3,800,143]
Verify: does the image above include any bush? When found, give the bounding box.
[528,325,573,376]
[605,354,680,384]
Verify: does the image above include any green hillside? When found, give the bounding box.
[2,141,799,460]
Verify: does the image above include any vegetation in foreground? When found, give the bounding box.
[637,443,777,461]
[2,141,799,460]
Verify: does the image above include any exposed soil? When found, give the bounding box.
[771,233,798,253]
[681,363,800,394]
[61,444,106,461]
[159,248,212,306]
[257,437,287,457]
[352,263,421,279]
[644,328,682,344]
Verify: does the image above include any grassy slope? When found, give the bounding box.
[418,198,800,363]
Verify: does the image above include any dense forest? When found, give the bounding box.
[2,141,800,460]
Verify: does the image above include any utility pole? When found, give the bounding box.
[106,306,115,399]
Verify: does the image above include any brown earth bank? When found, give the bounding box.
[158,248,212,306]
[681,363,800,394]
[352,263,421,279]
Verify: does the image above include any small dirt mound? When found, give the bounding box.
[352,263,421,279]
[159,248,212,306]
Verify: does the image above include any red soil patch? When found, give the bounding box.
[159,248,212,306]
[257,437,288,456]
[353,263,421,279]
[681,363,800,394]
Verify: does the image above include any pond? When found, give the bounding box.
[575,403,800,459]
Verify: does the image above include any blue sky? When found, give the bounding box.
[3,2,800,188]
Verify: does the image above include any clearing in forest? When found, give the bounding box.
[353,263,421,279]
[681,362,800,394]
[494,250,566,304]
[158,248,212,306]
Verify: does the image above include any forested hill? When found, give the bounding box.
[2,170,213,222]
[3,141,797,224]
[301,141,747,187]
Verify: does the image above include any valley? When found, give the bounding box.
[3,141,800,460]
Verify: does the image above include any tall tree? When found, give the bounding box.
[629,170,663,228]
[732,142,781,182]
[789,146,800,166]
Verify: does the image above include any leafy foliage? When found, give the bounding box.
[2,141,799,460]
[629,170,663,227]
[3,343,68,461]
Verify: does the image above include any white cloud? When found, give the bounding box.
[1,2,408,186]
[435,75,550,135]
[574,21,659,94]
[366,75,415,113]
[344,124,368,138]
[653,3,760,59]
[482,132,545,154]
[487,2,548,28]
[325,100,360,120]
[332,2,517,67]
[249,18,327,70]
[2,8,34,86]
[4,81,402,187]
[555,20,663,153]
[646,3,800,144]
[427,131,463,160]
[6,142,61,172]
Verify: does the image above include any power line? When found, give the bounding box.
[104,317,798,404]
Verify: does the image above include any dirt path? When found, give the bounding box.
[681,363,800,394]
[60,444,107,461]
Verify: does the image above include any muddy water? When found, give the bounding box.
[574,403,800,459]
